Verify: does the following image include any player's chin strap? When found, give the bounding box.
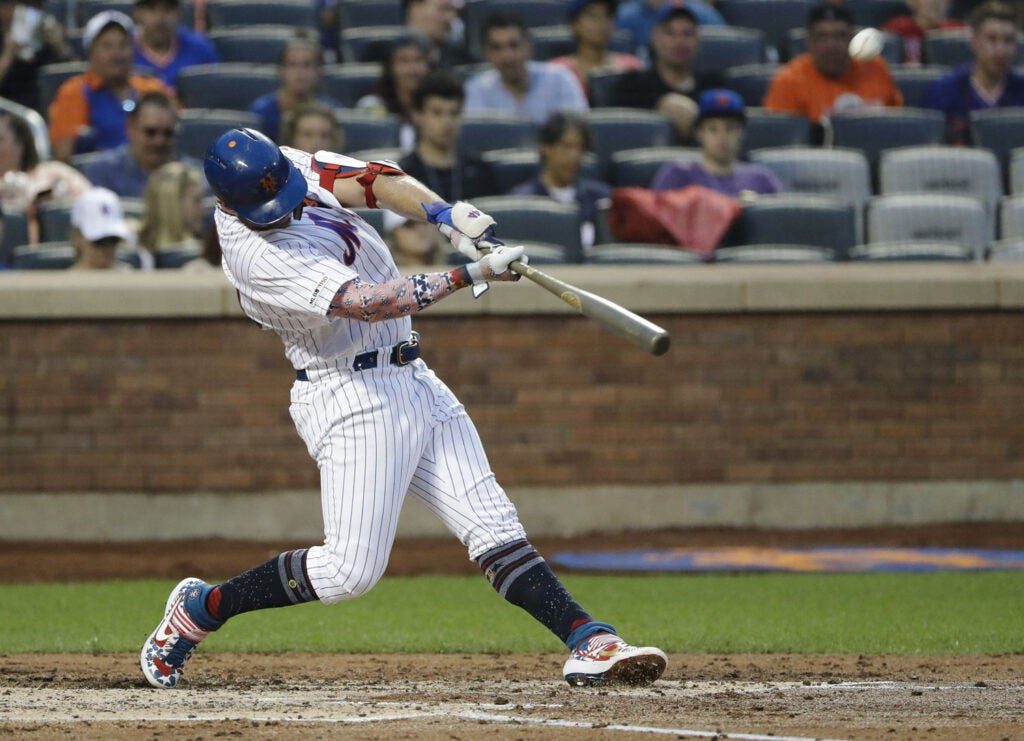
[311,152,405,209]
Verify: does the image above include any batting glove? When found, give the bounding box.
[423,200,496,260]
[466,244,528,284]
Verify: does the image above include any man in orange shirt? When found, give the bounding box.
[47,11,170,162]
[763,3,902,126]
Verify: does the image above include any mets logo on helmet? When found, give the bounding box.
[259,172,278,194]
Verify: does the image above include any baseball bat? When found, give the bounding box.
[508,259,671,357]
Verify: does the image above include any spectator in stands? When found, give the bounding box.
[764,3,902,126]
[924,0,1024,144]
[79,91,194,199]
[138,162,204,258]
[357,32,431,151]
[280,102,344,153]
[399,72,488,202]
[0,110,90,242]
[464,11,588,124]
[404,0,470,67]
[0,0,69,112]
[48,12,172,162]
[132,0,218,89]
[512,112,610,249]
[249,30,340,143]
[883,0,966,65]
[616,0,724,58]
[609,3,721,142]
[69,187,133,270]
[652,89,782,198]
[551,0,643,98]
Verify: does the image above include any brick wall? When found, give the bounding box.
[3,311,1023,492]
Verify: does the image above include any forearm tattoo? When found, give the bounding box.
[328,268,471,322]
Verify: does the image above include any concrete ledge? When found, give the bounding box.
[4,264,1024,319]
[2,481,1022,541]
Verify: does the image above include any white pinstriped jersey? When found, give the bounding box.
[217,147,411,371]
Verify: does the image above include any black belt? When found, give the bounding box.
[296,333,420,381]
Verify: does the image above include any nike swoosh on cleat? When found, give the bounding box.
[152,625,174,648]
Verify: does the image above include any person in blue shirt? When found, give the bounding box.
[924,0,1024,145]
[132,0,217,89]
[616,0,723,57]
[249,30,341,143]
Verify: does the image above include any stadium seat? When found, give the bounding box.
[828,108,945,166]
[1000,196,1024,239]
[36,202,73,243]
[340,26,405,64]
[339,0,403,29]
[468,196,583,261]
[177,64,278,111]
[155,245,201,268]
[924,28,1024,66]
[322,63,382,108]
[843,0,912,29]
[849,242,973,261]
[530,26,633,60]
[69,151,106,172]
[866,194,989,259]
[459,114,537,156]
[988,238,1024,261]
[890,65,948,108]
[38,62,88,118]
[1012,148,1024,195]
[586,244,703,264]
[734,194,857,259]
[76,0,132,26]
[481,149,600,194]
[177,110,261,160]
[749,147,871,208]
[587,70,629,108]
[1,210,29,266]
[694,27,766,75]
[723,64,779,107]
[717,0,815,59]
[788,27,903,65]
[206,0,315,28]
[11,242,76,270]
[742,108,812,154]
[714,245,837,262]
[352,208,386,235]
[879,146,1002,223]
[335,110,401,150]
[209,27,294,64]
[587,109,674,177]
[116,249,144,269]
[610,147,701,188]
[971,109,1024,176]
[464,0,568,57]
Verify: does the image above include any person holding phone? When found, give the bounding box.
[0,0,69,112]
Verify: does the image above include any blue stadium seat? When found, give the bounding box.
[36,202,73,243]
[11,242,76,270]
[971,109,1024,178]
[735,194,857,259]
[890,65,948,108]
[587,109,674,177]
[209,27,294,64]
[480,149,600,194]
[459,114,538,156]
[715,245,837,262]
[587,69,630,108]
[340,25,406,63]
[1,210,29,266]
[723,64,779,107]
[335,110,401,150]
[988,238,1024,261]
[788,27,903,64]
[156,245,202,268]
[38,62,88,119]
[587,244,702,264]
[177,110,262,160]
[717,0,815,59]
[206,0,316,28]
[924,29,1023,66]
[843,0,912,29]
[469,196,583,261]
[749,147,871,210]
[76,0,132,26]
[177,64,278,111]
[530,26,634,60]
[610,147,701,188]
[828,108,945,166]
[742,108,812,154]
[849,242,973,261]
[322,63,382,108]
[867,194,989,259]
[694,27,766,74]
[339,0,403,28]
[464,0,568,57]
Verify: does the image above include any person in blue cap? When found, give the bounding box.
[652,88,783,198]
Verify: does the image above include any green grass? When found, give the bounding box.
[2,573,1022,655]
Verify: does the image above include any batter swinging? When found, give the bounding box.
[139,128,666,689]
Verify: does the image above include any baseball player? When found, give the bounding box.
[140,128,666,690]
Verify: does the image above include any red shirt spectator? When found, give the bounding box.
[883,0,965,65]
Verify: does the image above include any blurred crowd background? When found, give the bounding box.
[1,0,1024,270]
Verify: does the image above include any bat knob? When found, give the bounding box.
[652,333,671,356]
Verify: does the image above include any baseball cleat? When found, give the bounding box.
[140,577,211,689]
[563,633,668,687]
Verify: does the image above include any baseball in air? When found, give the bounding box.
[848,27,884,61]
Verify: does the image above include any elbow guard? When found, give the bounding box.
[311,151,405,209]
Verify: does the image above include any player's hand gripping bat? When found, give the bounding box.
[478,239,671,357]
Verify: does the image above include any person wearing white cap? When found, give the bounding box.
[47,10,172,162]
[70,187,133,270]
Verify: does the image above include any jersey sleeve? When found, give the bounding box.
[248,238,358,323]
[48,76,89,145]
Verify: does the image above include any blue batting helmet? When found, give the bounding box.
[204,128,307,226]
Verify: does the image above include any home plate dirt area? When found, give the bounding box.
[1,653,1022,740]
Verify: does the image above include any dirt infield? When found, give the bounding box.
[1,653,1022,740]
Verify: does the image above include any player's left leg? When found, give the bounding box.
[407,372,666,687]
